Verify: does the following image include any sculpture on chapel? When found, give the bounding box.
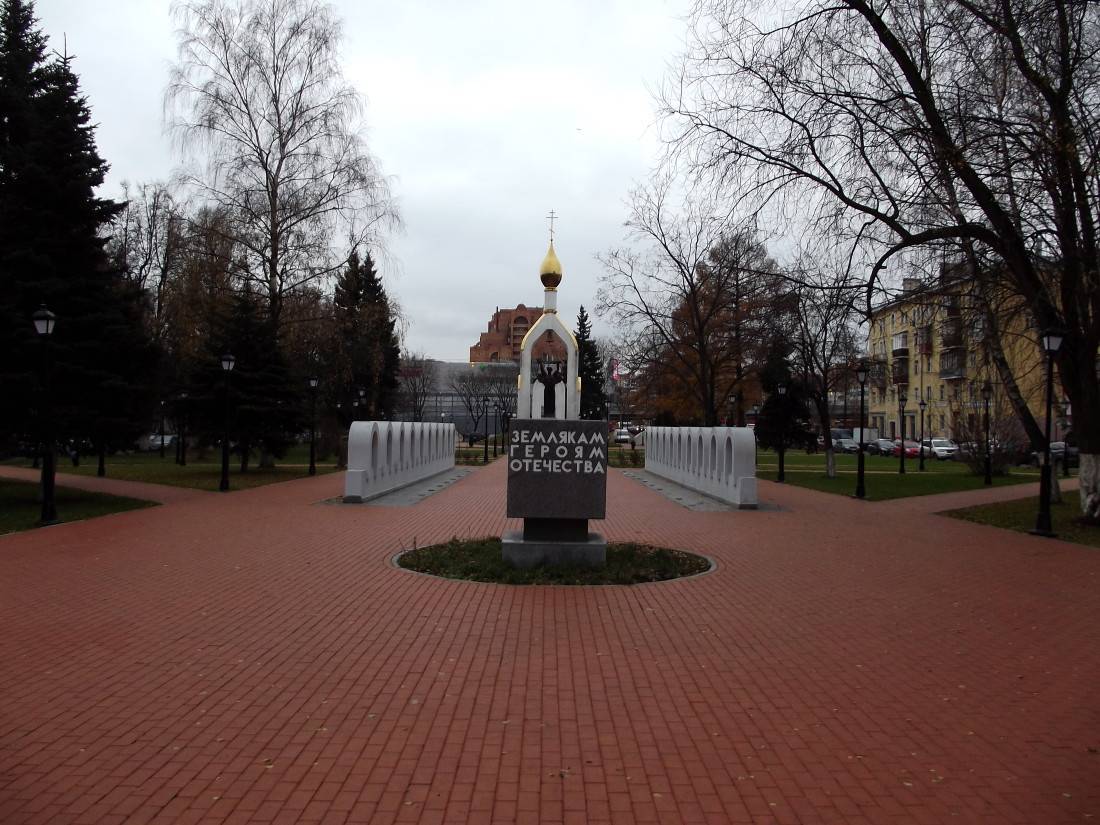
[535,359,565,418]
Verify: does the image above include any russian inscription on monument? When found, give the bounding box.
[506,419,608,520]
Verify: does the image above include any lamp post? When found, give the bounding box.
[918,397,927,471]
[898,392,907,474]
[776,382,787,483]
[483,396,491,464]
[159,400,166,459]
[308,377,319,476]
[219,353,235,492]
[1032,330,1064,537]
[32,305,58,525]
[492,403,500,457]
[178,392,189,466]
[855,361,868,499]
[1060,398,1071,478]
[982,381,993,486]
[751,403,760,464]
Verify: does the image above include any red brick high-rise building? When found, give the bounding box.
[469,304,566,363]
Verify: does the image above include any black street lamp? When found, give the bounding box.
[982,381,993,486]
[898,392,907,474]
[1032,329,1064,537]
[32,305,58,525]
[492,403,500,458]
[1060,398,1071,478]
[483,396,491,464]
[308,377,319,476]
[855,361,868,499]
[219,354,235,492]
[751,403,760,463]
[776,382,787,483]
[177,391,189,466]
[159,400,166,459]
[918,397,927,471]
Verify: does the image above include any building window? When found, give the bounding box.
[939,385,945,400]
[940,414,945,430]
[926,386,932,401]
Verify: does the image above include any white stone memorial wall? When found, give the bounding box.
[644,426,758,508]
[344,421,456,503]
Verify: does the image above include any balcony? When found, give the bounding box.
[939,352,966,380]
[868,358,887,389]
[940,318,964,350]
[916,325,934,356]
[891,332,909,357]
[891,357,910,385]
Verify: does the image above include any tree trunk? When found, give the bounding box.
[1081,454,1100,522]
[259,446,275,469]
[97,442,106,477]
[239,442,250,473]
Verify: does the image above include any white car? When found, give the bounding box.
[920,438,959,460]
[613,429,632,444]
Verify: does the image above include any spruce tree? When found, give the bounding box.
[193,290,299,471]
[0,1,154,458]
[332,249,400,421]
[575,305,608,420]
[755,338,814,454]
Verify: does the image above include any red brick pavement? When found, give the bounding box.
[0,462,1096,824]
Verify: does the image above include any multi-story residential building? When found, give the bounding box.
[866,273,1068,444]
[469,304,567,364]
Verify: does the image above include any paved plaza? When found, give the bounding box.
[0,464,1097,824]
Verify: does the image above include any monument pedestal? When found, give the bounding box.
[502,528,607,569]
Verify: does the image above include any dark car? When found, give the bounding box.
[868,438,896,456]
[1032,441,1079,469]
[834,437,860,454]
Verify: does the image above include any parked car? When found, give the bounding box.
[1032,441,1079,469]
[893,439,921,458]
[142,433,176,451]
[834,437,860,454]
[920,438,959,460]
[868,438,896,456]
[613,429,632,444]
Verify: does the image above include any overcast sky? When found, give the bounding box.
[32,0,689,361]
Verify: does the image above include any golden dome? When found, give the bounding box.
[539,242,562,289]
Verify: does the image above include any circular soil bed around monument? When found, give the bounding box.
[396,537,712,585]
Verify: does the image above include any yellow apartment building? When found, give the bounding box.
[865,275,1068,445]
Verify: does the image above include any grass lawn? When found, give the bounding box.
[0,479,156,535]
[756,448,1042,501]
[2,447,338,492]
[398,536,711,585]
[456,446,503,465]
[945,495,1100,549]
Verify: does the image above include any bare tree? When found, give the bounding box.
[663,0,1100,519]
[450,369,490,443]
[109,181,186,342]
[790,264,862,477]
[597,177,783,425]
[398,352,437,422]
[166,0,399,329]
